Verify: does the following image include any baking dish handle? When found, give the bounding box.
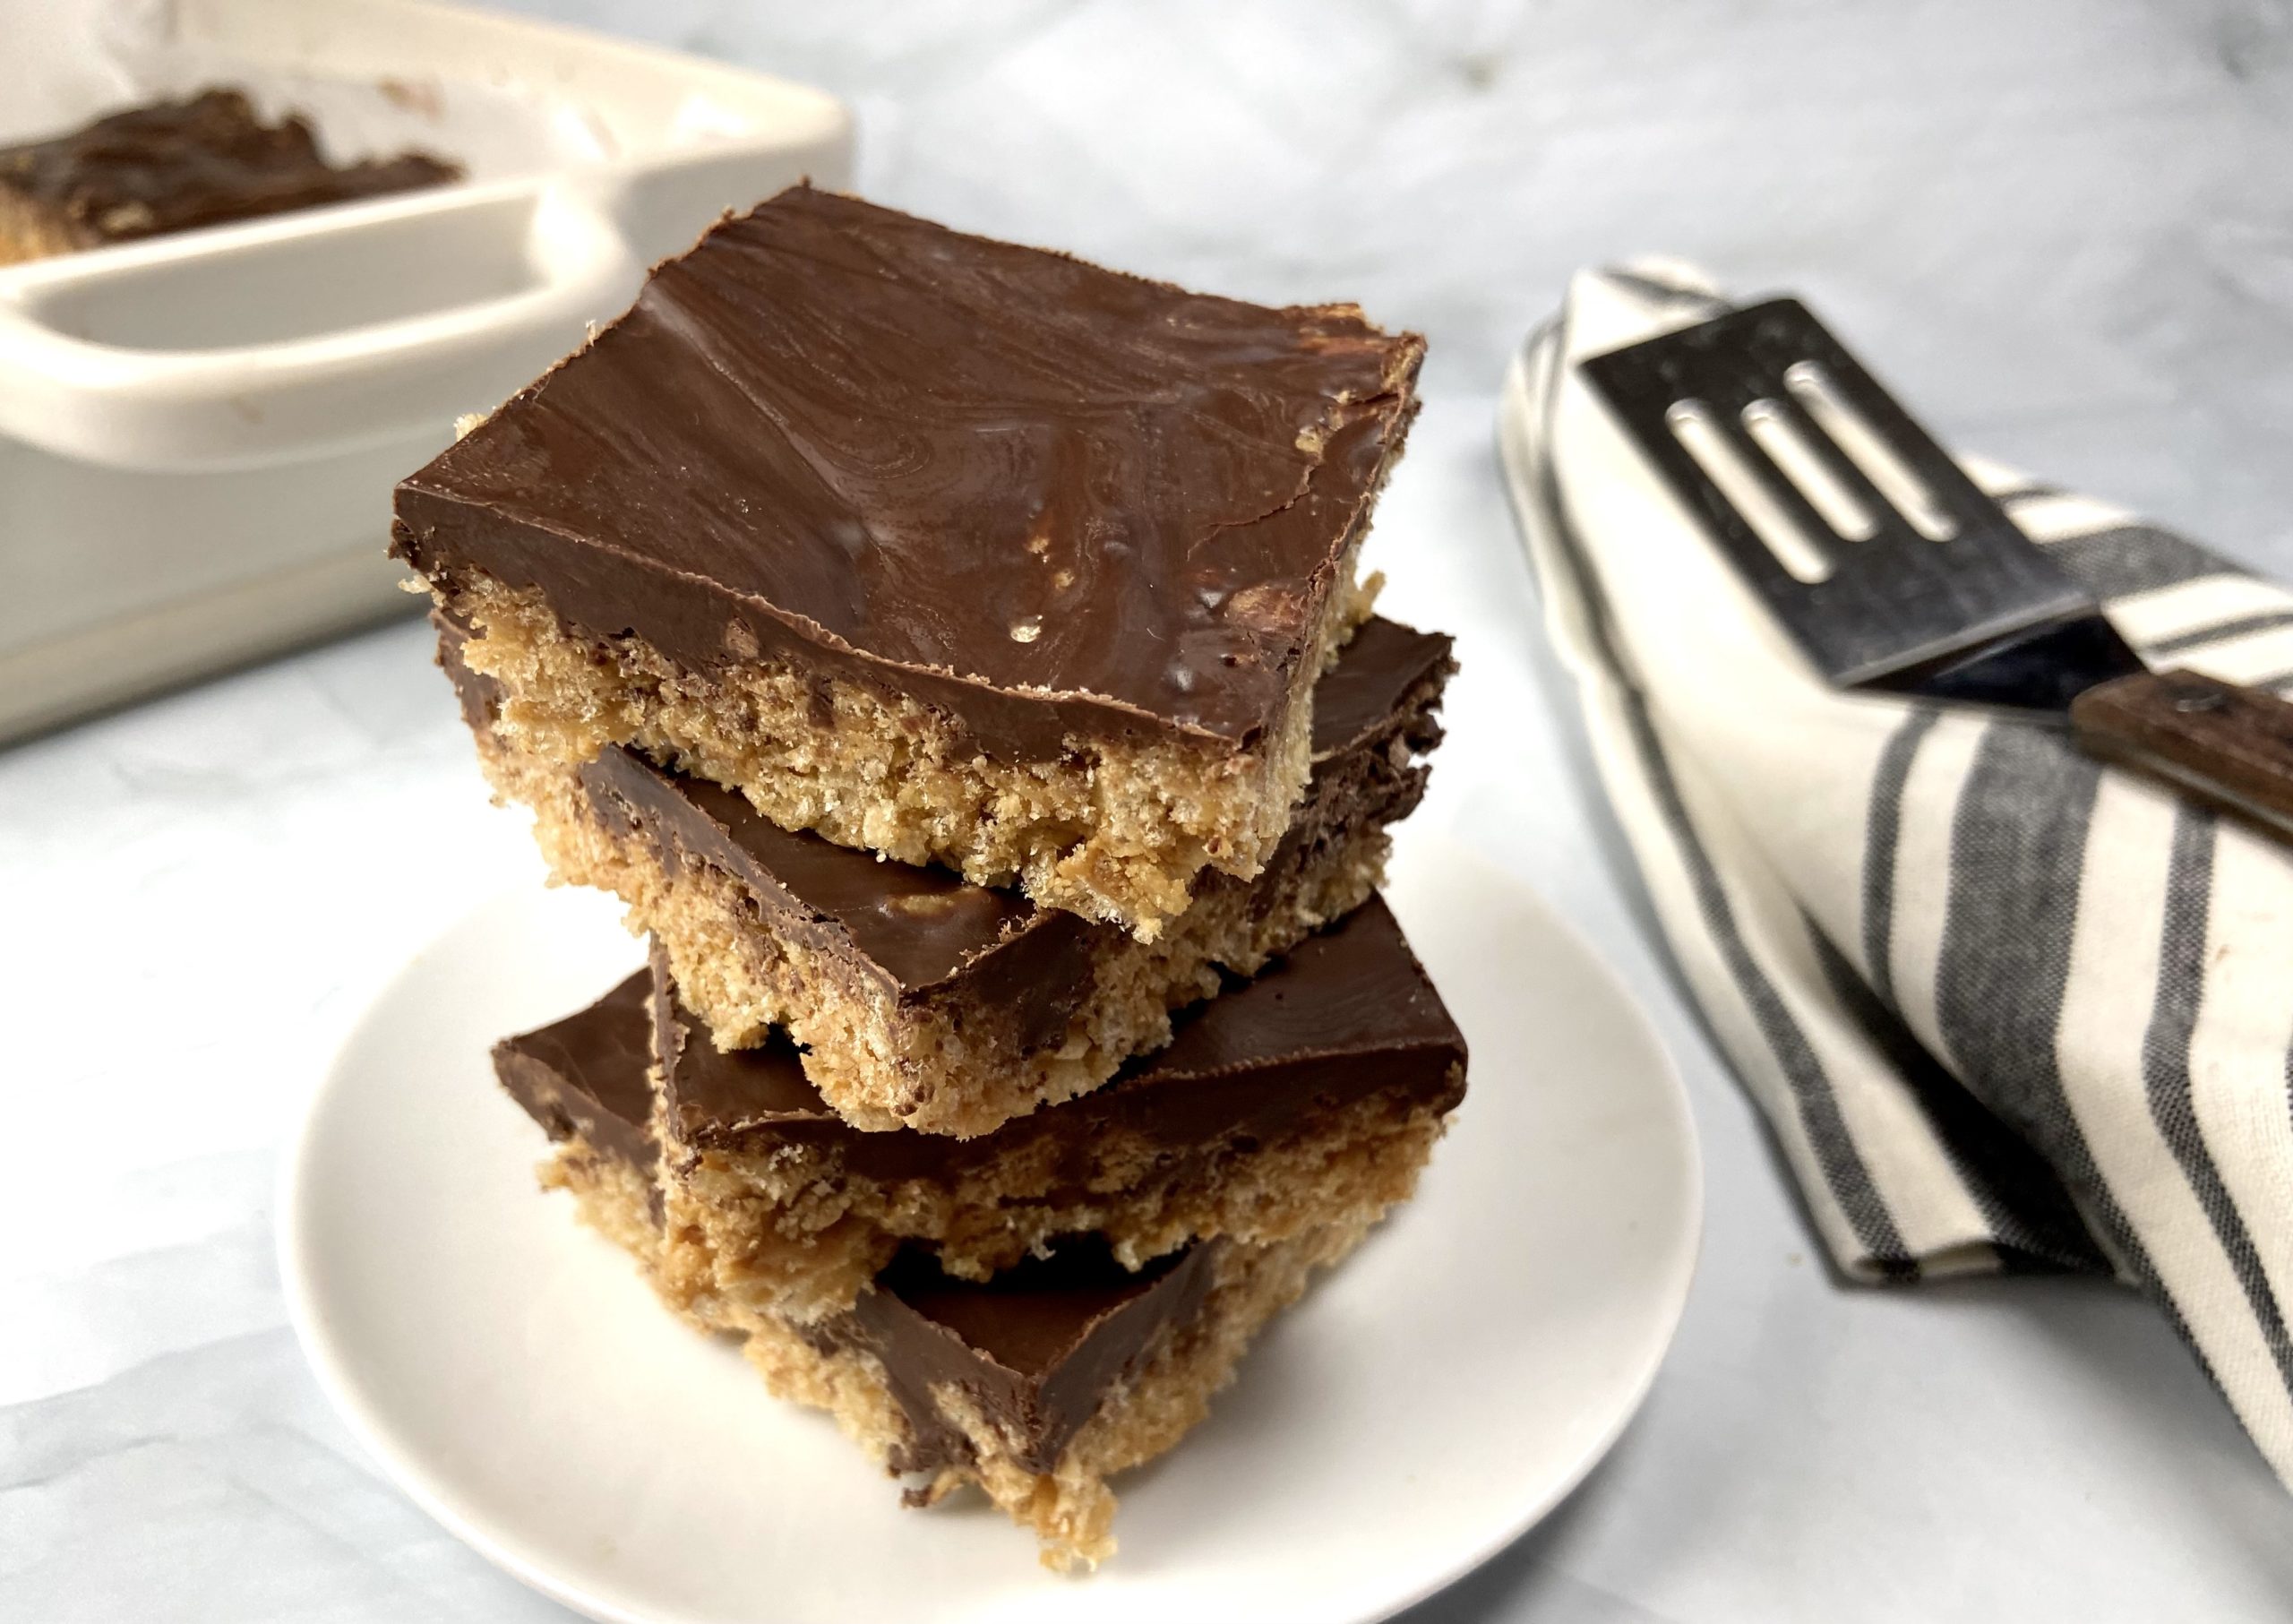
[0,179,642,474]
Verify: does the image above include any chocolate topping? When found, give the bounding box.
[440,612,1453,1057]
[491,971,657,1175]
[394,185,1424,760]
[0,89,460,249]
[657,895,1468,1172]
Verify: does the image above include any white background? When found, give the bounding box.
[8,2,2293,1618]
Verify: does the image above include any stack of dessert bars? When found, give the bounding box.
[392,186,1468,1569]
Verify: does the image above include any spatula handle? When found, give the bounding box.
[2071,670,2293,843]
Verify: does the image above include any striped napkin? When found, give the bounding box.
[1499,261,2293,1489]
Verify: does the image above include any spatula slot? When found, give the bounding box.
[1739,397,1877,543]
[1665,399,1834,583]
[1782,361,1958,541]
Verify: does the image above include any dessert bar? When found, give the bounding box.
[653,896,1466,1323]
[0,88,459,266]
[396,185,1424,938]
[447,613,1452,1135]
[492,896,1465,1326]
[744,1227,1367,1569]
[495,975,1400,1568]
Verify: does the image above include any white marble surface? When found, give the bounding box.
[10,2,2293,1618]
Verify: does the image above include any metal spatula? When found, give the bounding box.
[1580,296,2293,843]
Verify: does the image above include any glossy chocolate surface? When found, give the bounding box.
[492,970,657,1173]
[0,89,459,248]
[395,185,1423,757]
[658,894,1468,1163]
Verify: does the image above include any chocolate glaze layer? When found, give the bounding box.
[440,612,1452,1059]
[492,971,657,1177]
[394,185,1425,758]
[658,895,1468,1174]
[496,982,1226,1482]
[0,89,459,249]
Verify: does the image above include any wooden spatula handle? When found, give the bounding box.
[2071,670,2293,842]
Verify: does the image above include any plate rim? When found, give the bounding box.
[277,833,1704,1624]
[1357,837,1705,1620]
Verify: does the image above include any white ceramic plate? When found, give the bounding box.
[279,834,1702,1624]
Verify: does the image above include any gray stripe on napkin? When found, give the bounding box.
[1602,268,1727,315]
[1862,707,1943,1008]
[1811,926,2109,1276]
[2144,809,2293,1400]
[2045,525,2232,600]
[1624,692,1918,1279]
[1935,725,2162,1285]
[2143,609,2293,658]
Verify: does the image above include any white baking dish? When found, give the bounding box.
[0,0,851,742]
